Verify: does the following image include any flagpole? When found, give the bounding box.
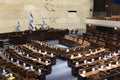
[29,12,35,31]
[16,21,20,32]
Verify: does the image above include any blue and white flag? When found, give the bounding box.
[41,20,46,29]
[29,12,34,30]
[16,21,20,31]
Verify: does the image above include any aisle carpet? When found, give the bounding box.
[45,40,77,80]
[46,59,77,80]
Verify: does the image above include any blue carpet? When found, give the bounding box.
[46,59,77,80]
[45,40,77,80]
[68,34,78,37]
[45,40,68,48]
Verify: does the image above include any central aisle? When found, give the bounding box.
[46,59,77,80]
[45,39,77,80]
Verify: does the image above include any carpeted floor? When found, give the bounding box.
[46,59,77,80]
[45,40,77,80]
[45,40,68,48]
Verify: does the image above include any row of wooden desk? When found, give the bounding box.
[0,51,45,80]
[0,35,61,80]
[0,28,69,46]
[67,48,107,67]
[0,45,55,80]
[31,36,90,60]
[78,61,120,80]
[60,35,90,51]
[6,46,52,74]
[66,47,120,80]
[83,31,120,51]
[20,44,56,65]
[59,35,91,58]
[59,37,81,47]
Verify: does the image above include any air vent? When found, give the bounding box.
[68,10,77,13]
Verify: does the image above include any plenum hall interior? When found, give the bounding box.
[0,0,120,80]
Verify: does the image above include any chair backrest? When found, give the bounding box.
[26,70,37,80]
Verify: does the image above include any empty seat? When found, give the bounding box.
[26,70,37,80]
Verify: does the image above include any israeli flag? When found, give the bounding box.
[16,21,20,31]
[41,20,46,29]
[29,12,34,30]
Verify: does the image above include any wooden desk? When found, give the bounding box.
[78,62,120,80]
[23,44,53,57]
[5,48,52,74]
[0,53,46,80]
[0,28,69,44]
[70,49,105,60]
[63,35,90,49]
[71,55,118,76]
[83,63,120,77]
[67,49,106,67]
[0,60,45,80]
[59,38,81,47]
[21,44,56,65]
[0,66,25,80]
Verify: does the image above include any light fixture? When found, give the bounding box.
[114,27,117,30]
[88,24,91,26]
[105,5,108,7]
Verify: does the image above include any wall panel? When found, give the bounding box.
[0,0,93,33]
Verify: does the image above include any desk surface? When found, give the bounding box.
[70,49,106,60]
[80,63,120,77]
[22,44,53,58]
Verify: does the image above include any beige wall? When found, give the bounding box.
[0,0,93,33]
